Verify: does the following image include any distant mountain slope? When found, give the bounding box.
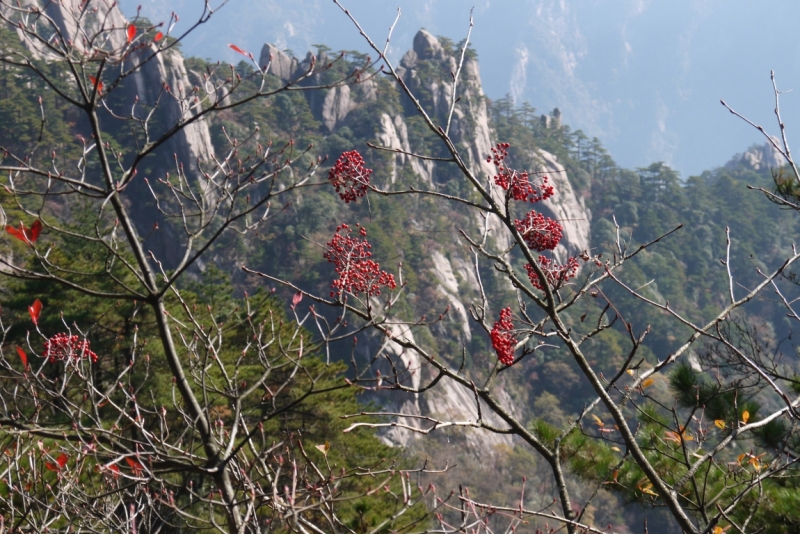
[121,0,800,179]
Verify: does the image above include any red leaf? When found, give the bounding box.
[88,75,104,94]
[56,452,68,468]
[291,291,302,309]
[15,346,27,368]
[6,224,26,243]
[127,24,136,43]
[125,456,143,475]
[45,462,58,472]
[6,220,41,244]
[28,219,42,243]
[107,463,120,477]
[28,299,42,325]
[154,31,163,42]
[229,44,248,57]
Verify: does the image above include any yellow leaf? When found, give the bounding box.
[641,378,655,388]
[640,483,658,496]
[610,446,621,452]
[315,441,330,457]
[714,419,725,429]
[741,410,750,424]
[626,369,634,376]
[591,414,604,427]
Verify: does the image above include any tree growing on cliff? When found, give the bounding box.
[0,1,439,532]
[246,4,800,533]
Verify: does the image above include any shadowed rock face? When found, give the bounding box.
[260,43,299,82]
[9,0,216,267]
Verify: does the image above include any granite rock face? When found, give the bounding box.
[396,30,496,183]
[726,141,785,171]
[363,31,592,455]
[260,43,299,82]
[10,0,214,173]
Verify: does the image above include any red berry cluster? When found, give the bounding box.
[328,150,372,203]
[490,307,517,366]
[514,210,563,252]
[524,256,580,291]
[488,143,554,203]
[487,142,584,292]
[43,333,98,363]
[324,224,397,298]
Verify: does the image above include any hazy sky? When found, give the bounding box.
[121,0,800,178]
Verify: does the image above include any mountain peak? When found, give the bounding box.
[725,141,784,171]
[413,29,444,60]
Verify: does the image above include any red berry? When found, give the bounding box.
[43,333,98,363]
[525,256,580,291]
[515,210,563,252]
[488,143,554,203]
[324,225,396,298]
[491,308,516,366]
[328,150,372,203]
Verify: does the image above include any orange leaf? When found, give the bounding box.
[126,24,136,43]
[741,410,750,424]
[16,346,27,368]
[28,299,42,325]
[591,414,604,427]
[229,44,249,57]
[641,377,655,389]
[88,75,104,94]
[154,31,163,42]
[714,419,725,429]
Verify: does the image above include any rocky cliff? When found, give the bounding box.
[11,0,215,173]
[8,0,215,266]
[725,140,785,171]
[9,6,591,457]
[253,30,594,454]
